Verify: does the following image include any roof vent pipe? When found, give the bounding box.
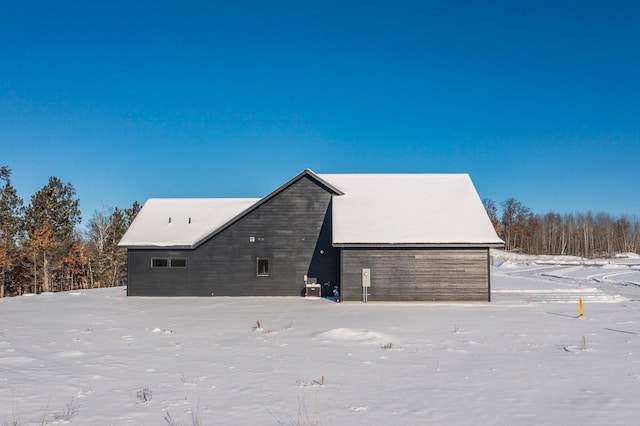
[168,217,171,223]
[188,217,191,224]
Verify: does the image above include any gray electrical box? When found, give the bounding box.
[362,268,371,288]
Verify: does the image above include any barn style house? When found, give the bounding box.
[118,169,504,302]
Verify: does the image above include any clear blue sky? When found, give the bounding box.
[1,1,639,226]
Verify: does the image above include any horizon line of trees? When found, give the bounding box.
[0,166,140,298]
[483,197,640,257]
[2,164,639,297]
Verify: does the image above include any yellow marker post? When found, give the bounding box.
[579,297,584,319]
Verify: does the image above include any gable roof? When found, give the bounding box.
[117,198,260,248]
[318,173,504,246]
[118,169,342,249]
[118,170,504,249]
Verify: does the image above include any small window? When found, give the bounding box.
[170,258,187,268]
[257,258,269,276]
[151,257,187,268]
[151,258,169,268]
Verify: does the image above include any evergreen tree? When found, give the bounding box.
[0,166,25,296]
[116,201,141,284]
[125,201,141,228]
[24,177,81,292]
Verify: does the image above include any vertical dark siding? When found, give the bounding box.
[127,176,340,296]
[340,247,490,302]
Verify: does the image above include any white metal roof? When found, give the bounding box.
[318,173,504,246]
[118,198,259,248]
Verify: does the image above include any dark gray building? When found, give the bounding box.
[118,170,504,301]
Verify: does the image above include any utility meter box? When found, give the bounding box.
[361,268,371,288]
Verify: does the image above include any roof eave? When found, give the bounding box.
[332,242,506,248]
[117,244,195,250]
[300,168,345,195]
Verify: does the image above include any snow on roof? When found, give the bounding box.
[118,198,260,248]
[318,173,504,246]
[119,172,503,249]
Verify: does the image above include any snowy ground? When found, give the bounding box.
[2,252,640,425]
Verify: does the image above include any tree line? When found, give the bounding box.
[0,166,140,297]
[483,197,640,257]
[2,164,638,297]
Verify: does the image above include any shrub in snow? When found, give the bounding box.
[296,375,325,387]
[252,320,273,334]
[137,388,152,404]
[163,410,178,426]
[53,396,80,422]
[164,401,201,426]
[2,398,20,426]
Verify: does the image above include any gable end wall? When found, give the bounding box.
[127,176,339,296]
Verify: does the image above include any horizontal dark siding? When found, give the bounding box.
[340,248,490,302]
[127,176,340,297]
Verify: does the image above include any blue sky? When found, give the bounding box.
[1,1,639,226]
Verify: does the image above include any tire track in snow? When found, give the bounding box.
[493,265,625,303]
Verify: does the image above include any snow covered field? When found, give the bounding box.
[2,252,640,425]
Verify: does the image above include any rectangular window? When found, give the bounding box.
[257,258,269,276]
[151,257,187,268]
[151,258,169,268]
[170,258,187,268]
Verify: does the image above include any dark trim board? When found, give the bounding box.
[340,247,491,302]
